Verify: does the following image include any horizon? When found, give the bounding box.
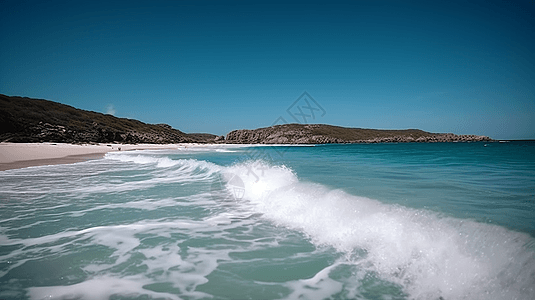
[1,1,534,140]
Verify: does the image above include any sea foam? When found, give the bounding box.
[223,160,535,300]
[6,150,532,300]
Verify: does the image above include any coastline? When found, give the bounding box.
[0,143,185,171]
[0,140,510,171]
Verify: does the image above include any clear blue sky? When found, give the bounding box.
[1,0,533,139]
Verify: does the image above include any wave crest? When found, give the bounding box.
[220,160,535,300]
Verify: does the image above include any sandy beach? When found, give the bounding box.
[0,143,185,171]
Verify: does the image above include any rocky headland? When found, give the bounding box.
[1,94,493,144]
[0,94,216,144]
[225,124,492,144]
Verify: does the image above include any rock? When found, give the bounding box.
[225,124,493,144]
[156,124,172,129]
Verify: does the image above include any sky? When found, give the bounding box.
[1,0,534,139]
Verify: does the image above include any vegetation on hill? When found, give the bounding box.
[0,94,213,143]
[225,124,493,144]
[0,94,492,144]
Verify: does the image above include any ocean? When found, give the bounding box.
[1,141,534,300]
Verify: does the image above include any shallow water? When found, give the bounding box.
[1,142,534,299]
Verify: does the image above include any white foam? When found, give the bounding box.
[215,149,237,152]
[104,152,220,173]
[222,160,535,300]
[1,153,214,197]
[28,276,184,300]
[53,154,223,195]
[68,197,183,217]
[283,262,344,300]
[12,219,231,300]
[104,152,180,168]
[4,151,534,299]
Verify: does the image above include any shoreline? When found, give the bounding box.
[0,143,185,171]
[0,140,515,171]
[0,152,107,171]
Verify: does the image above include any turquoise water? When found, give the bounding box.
[1,142,534,299]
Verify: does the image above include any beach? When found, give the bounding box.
[1,142,534,299]
[0,143,189,171]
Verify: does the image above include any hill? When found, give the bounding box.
[0,94,213,143]
[1,94,493,144]
[225,124,492,144]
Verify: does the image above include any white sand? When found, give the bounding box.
[0,143,187,171]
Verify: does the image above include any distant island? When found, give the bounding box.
[0,94,492,144]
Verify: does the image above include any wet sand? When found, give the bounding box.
[0,143,183,171]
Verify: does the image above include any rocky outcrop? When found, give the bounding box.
[226,124,493,144]
[1,94,494,145]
